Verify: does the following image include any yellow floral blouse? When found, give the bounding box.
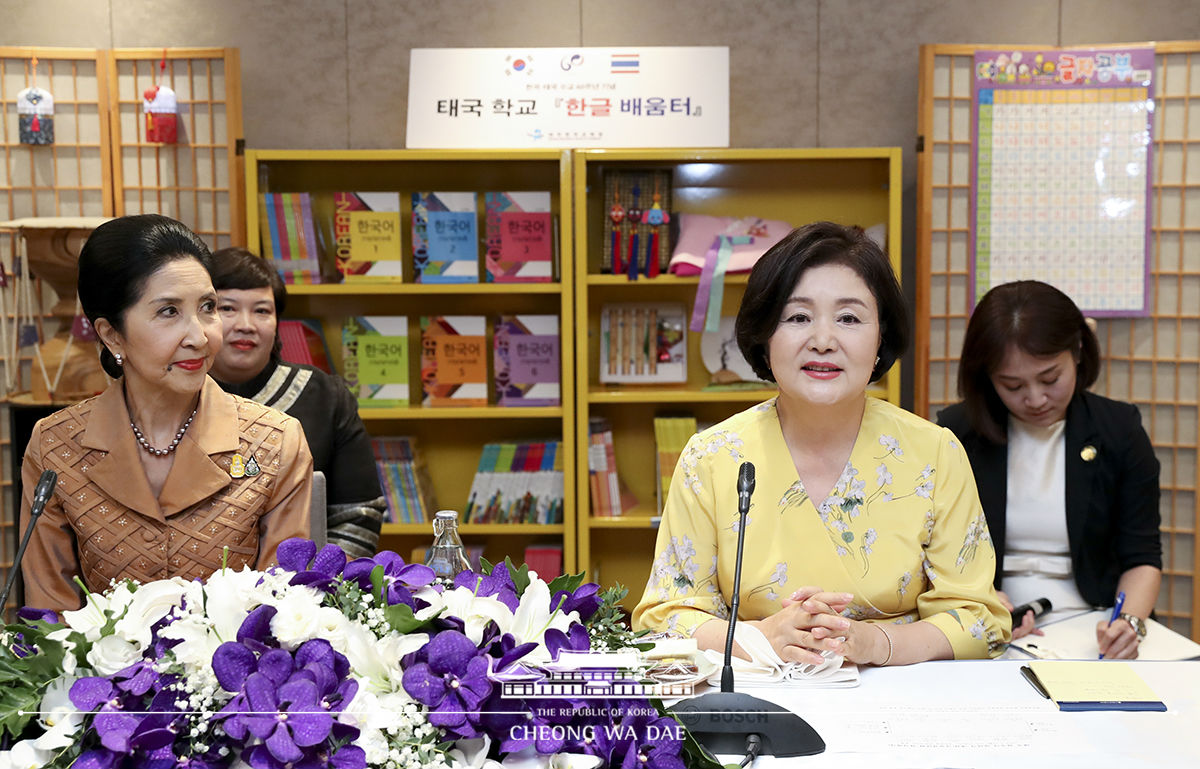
[632,397,1011,659]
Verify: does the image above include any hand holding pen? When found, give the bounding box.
[1097,590,1139,660]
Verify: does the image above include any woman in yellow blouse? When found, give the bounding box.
[633,222,1010,665]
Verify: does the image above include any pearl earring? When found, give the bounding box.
[114,352,124,366]
[874,355,880,367]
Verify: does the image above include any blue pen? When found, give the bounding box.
[1099,590,1126,659]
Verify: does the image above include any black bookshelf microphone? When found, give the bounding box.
[0,470,58,611]
[672,461,825,759]
[1010,597,1053,622]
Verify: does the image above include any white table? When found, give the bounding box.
[718,660,1200,768]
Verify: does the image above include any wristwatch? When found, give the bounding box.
[1119,613,1147,641]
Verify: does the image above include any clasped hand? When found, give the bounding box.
[749,585,885,666]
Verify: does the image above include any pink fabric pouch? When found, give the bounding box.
[667,214,794,276]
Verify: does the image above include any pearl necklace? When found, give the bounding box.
[130,408,197,457]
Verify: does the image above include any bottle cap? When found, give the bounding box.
[434,510,459,520]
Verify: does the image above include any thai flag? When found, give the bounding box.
[611,54,639,74]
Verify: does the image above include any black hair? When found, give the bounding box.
[735,221,909,383]
[958,280,1100,444]
[209,247,287,363]
[77,214,213,378]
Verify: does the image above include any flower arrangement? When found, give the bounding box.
[0,539,721,769]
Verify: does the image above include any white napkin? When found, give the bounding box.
[702,623,859,688]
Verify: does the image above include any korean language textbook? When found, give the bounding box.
[494,314,560,407]
[484,191,553,282]
[413,191,479,283]
[342,316,409,408]
[332,191,403,282]
[420,315,488,407]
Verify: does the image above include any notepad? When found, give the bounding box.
[1026,661,1166,711]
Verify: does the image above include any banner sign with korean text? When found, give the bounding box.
[406,47,729,148]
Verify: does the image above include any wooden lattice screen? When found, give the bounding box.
[0,46,113,600]
[917,42,1200,639]
[108,48,244,250]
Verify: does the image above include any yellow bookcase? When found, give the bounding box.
[571,148,903,605]
[244,149,576,571]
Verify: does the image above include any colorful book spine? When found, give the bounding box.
[588,417,622,517]
[258,194,275,261]
[484,191,553,283]
[373,436,437,524]
[413,192,479,283]
[262,193,321,284]
[343,316,409,408]
[333,192,404,283]
[464,440,565,524]
[494,314,560,407]
[420,315,488,407]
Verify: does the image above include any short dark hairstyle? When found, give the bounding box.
[958,280,1100,444]
[78,214,213,378]
[210,247,287,316]
[210,247,287,363]
[735,221,909,384]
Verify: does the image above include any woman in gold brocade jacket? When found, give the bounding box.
[20,215,312,613]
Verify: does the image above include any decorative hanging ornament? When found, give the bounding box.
[143,53,178,143]
[17,57,54,145]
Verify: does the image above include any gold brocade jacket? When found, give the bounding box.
[19,377,313,613]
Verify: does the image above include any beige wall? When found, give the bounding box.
[4,0,1199,398]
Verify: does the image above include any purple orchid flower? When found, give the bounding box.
[241,675,335,764]
[401,630,494,738]
[543,623,591,662]
[243,740,366,769]
[582,700,686,769]
[71,749,119,769]
[453,569,519,611]
[496,697,583,755]
[553,582,603,622]
[237,604,279,652]
[215,644,295,740]
[343,550,436,608]
[276,538,349,591]
[16,606,58,624]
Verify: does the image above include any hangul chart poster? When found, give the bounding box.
[972,47,1155,315]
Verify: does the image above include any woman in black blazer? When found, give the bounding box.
[937,281,1161,660]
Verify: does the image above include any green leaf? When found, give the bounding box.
[503,557,531,596]
[369,564,387,605]
[383,601,442,634]
[545,570,586,596]
[478,556,494,575]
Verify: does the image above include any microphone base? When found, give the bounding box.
[671,690,825,758]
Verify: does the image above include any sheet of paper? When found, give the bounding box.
[1028,660,1162,704]
[1013,609,1200,660]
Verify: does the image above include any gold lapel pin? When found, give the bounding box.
[1080,445,1097,462]
[230,454,246,478]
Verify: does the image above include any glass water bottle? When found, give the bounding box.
[426,509,471,580]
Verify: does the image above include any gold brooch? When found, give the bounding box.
[1080,445,1097,462]
[230,454,246,478]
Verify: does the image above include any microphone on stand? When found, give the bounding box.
[0,469,58,611]
[672,461,824,760]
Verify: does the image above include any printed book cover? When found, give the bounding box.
[333,192,404,283]
[420,315,488,406]
[413,192,479,283]
[485,191,553,283]
[342,316,409,408]
[494,314,560,407]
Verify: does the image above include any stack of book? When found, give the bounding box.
[464,440,564,524]
[653,416,697,513]
[588,417,625,517]
[523,544,563,578]
[259,192,322,284]
[372,436,437,524]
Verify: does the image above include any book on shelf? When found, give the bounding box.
[278,319,333,374]
[599,303,687,384]
[413,192,479,283]
[463,440,564,525]
[484,191,553,283]
[523,544,563,579]
[588,417,637,517]
[332,191,404,283]
[494,315,560,407]
[653,416,697,514]
[373,436,437,524]
[421,315,488,407]
[343,316,410,408]
[260,192,322,284]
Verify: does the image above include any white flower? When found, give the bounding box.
[495,746,604,768]
[441,587,515,645]
[86,634,142,676]
[200,566,270,639]
[509,576,579,662]
[114,579,188,648]
[449,736,505,769]
[60,581,132,642]
[340,623,427,694]
[876,463,893,487]
[32,676,82,750]
[0,739,53,769]
[269,585,325,648]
